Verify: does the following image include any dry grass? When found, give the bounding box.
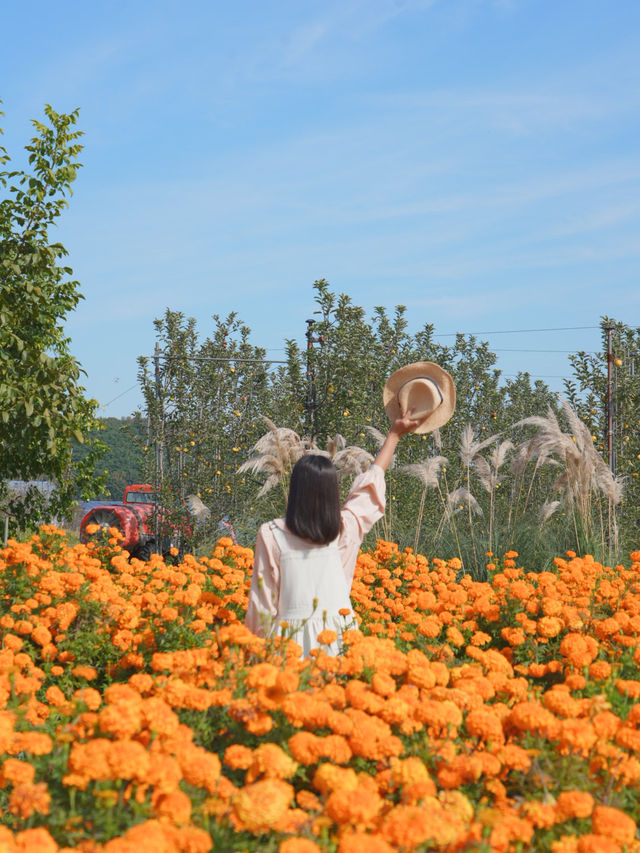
[516,398,623,557]
[239,419,374,500]
[401,454,448,552]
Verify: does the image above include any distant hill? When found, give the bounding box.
[74,415,147,500]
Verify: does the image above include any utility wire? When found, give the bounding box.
[434,324,600,337]
[503,373,568,379]
[492,348,596,354]
[102,384,139,408]
[149,355,288,364]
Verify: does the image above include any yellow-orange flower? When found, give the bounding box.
[233,779,293,833]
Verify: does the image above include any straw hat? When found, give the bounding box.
[383,361,456,434]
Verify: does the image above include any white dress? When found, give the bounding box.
[269,522,354,656]
[245,465,386,657]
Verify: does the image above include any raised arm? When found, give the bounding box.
[374,410,421,472]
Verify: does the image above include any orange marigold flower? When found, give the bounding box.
[107,740,150,782]
[347,710,403,761]
[380,803,442,848]
[471,631,492,646]
[465,707,505,743]
[522,800,558,829]
[13,827,58,853]
[45,685,67,708]
[537,616,564,638]
[178,744,221,793]
[418,615,441,638]
[288,732,323,765]
[337,831,395,853]
[446,626,465,647]
[439,789,474,824]
[1,758,35,786]
[99,702,142,739]
[501,627,526,646]
[246,743,298,782]
[615,726,640,751]
[322,734,352,764]
[555,790,595,820]
[495,744,531,773]
[73,687,102,711]
[11,731,53,755]
[614,679,640,699]
[371,671,396,697]
[313,764,358,795]
[565,673,587,690]
[141,696,179,736]
[558,719,598,756]
[389,756,432,790]
[589,661,612,682]
[146,751,182,793]
[326,786,383,826]
[9,781,51,819]
[576,834,622,853]
[233,779,293,834]
[543,689,581,719]
[317,629,338,646]
[224,744,254,770]
[509,701,560,738]
[3,634,23,652]
[72,665,98,680]
[296,789,322,811]
[489,814,534,850]
[279,839,322,853]
[592,710,621,739]
[591,805,636,844]
[247,662,279,689]
[560,633,599,668]
[154,789,192,824]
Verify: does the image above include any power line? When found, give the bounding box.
[434,324,600,337]
[502,373,568,379]
[492,348,596,354]
[102,384,139,407]
[149,355,288,364]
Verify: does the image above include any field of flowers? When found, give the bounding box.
[1,527,640,852]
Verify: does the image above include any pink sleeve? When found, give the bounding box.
[245,524,280,636]
[341,464,386,542]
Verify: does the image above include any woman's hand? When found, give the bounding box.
[390,408,423,436]
[374,408,422,471]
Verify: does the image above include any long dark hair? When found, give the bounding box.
[285,454,341,544]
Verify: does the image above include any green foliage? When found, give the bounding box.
[73,415,146,499]
[137,310,273,544]
[565,317,640,553]
[0,102,105,526]
[139,282,572,564]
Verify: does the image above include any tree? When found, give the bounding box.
[139,281,562,560]
[72,415,146,500]
[0,102,104,527]
[137,309,273,546]
[566,317,640,551]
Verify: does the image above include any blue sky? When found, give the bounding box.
[2,0,639,417]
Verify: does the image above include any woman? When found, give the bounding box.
[245,410,420,656]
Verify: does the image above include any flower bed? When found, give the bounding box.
[1,526,640,851]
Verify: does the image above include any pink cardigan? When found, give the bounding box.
[245,465,386,635]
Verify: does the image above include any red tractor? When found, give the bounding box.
[79,484,185,561]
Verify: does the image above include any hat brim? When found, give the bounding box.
[383,361,456,434]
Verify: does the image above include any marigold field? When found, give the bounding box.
[2,527,640,852]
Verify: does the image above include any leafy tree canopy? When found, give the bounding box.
[0,102,104,527]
